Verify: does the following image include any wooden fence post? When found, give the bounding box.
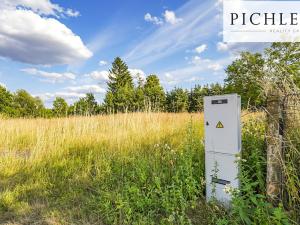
[282,94,300,209]
[266,91,283,205]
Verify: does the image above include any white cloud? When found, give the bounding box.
[64,85,105,94]
[162,72,177,85]
[129,68,146,80]
[195,44,207,54]
[160,56,230,86]
[99,60,108,66]
[191,56,223,71]
[86,69,146,82]
[21,68,76,83]
[0,5,91,65]
[191,56,210,65]
[162,72,202,85]
[65,8,80,17]
[217,42,229,51]
[86,70,109,81]
[163,10,182,25]
[38,84,106,105]
[39,92,86,103]
[0,0,80,17]
[144,13,163,25]
[190,56,222,71]
[144,10,182,26]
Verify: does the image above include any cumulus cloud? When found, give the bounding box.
[21,68,76,83]
[195,44,207,54]
[99,60,108,66]
[86,70,109,81]
[144,10,181,26]
[64,85,106,94]
[163,10,182,25]
[0,3,91,65]
[144,13,163,25]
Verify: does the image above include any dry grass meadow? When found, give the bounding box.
[0,113,205,224]
[1,112,297,224]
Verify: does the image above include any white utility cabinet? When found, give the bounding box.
[204,94,241,204]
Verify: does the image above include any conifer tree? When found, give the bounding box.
[104,57,134,113]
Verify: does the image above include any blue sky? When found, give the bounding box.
[0,0,264,107]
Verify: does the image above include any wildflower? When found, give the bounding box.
[164,143,171,150]
[235,155,247,163]
[223,184,240,195]
[223,184,233,194]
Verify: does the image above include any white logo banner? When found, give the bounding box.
[223,1,300,42]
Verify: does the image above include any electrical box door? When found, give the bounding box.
[204,94,241,204]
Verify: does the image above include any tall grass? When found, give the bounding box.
[0,113,204,224]
[0,112,297,224]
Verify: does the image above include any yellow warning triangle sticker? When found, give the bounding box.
[216,121,224,128]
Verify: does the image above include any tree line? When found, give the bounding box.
[0,43,299,118]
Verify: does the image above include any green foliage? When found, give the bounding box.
[1,43,299,117]
[216,117,293,225]
[133,74,145,112]
[166,88,189,113]
[225,43,300,109]
[225,52,265,108]
[189,84,224,112]
[13,89,45,117]
[89,121,204,224]
[265,42,300,91]
[0,85,18,117]
[144,75,166,111]
[72,93,99,116]
[53,97,68,117]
